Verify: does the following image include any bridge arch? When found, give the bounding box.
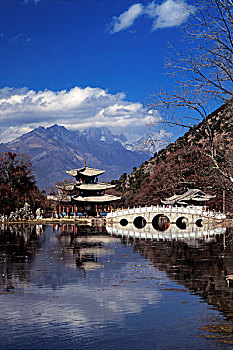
[120,218,128,227]
[176,216,189,230]
[133,216,147,229]
[152,214,170,231]
[196,219,204,227]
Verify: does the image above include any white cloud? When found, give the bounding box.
[0,236,163,332]
[110,3,144,34]
[150,0,196,30]
[9,33,23,45]
[108,0,196,33]
[24,0,41,3]
[9,33,32,45]
[0,86,151,143]
[0,126,33,144]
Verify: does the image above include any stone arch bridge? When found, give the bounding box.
[106,205,226,233]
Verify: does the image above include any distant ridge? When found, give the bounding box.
[0,125,149,191]
[115,104,233,212]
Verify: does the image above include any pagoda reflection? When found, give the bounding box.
[53,224,115,274]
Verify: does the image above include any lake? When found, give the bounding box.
[0,223,233,349]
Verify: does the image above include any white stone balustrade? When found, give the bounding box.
[107,205,226,219]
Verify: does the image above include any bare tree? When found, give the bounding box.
[148,0,233,183]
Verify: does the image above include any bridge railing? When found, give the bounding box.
[106,205,226,219]
[107,226,226,241]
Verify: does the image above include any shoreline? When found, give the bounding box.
[0,217,107,225]
[0,217,232,227]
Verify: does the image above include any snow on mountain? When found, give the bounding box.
[0,125,149,191]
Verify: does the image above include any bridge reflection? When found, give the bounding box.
[106,223,226,247]
[0,223,233,325]
[107,225,233,322]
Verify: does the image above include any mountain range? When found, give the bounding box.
[114,103,233,213]
[0,125,149,191]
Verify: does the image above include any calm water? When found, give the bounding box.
[0,223,233,349]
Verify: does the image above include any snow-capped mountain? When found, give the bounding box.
[0,125,149,191]
[82,127,135,151]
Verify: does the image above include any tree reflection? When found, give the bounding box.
[0,224,43,291]
[128,228,233,321]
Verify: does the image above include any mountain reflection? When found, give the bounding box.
[0,224,163,331]
[0,224,112,291]
[107,224,233,321]
[1,223,233,323]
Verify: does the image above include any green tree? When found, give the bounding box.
[0,152,46,215]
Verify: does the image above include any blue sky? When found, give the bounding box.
[0,0,195,143]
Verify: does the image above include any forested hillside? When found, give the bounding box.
[113,104,233,213]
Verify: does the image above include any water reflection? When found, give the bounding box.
[0,224,43,291]
[0,223,233,349]
[107,222,226,247]
[107,224,233,322]
[0,224,162,326]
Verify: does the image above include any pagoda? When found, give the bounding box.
[48,161,121,217]
[161,189,215,207]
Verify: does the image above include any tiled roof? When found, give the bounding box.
[162,189,215,205]
[66,167,105,177]
[73,194,121,203]
[47,194,72,203]
[77,183,115,190]
[56,183,75,191]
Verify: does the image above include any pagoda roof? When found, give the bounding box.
[66,167,105,177]
[56,183,75,191]
[73,194,121,203]
[47,194,72,203]
[161,189,215,205]
[77,183,115,191]
[80,262,103,271]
